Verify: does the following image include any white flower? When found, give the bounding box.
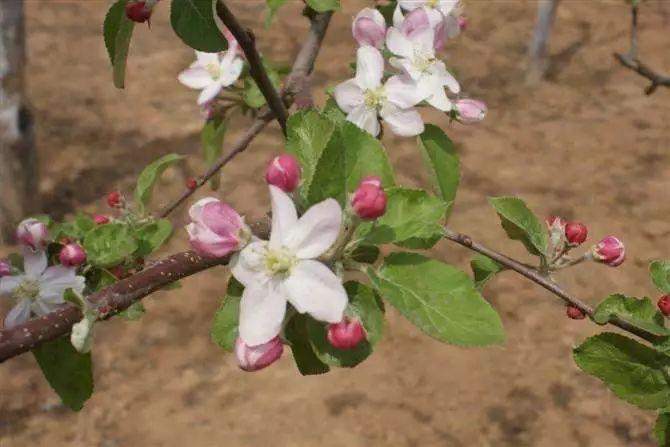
[178,48,244,105]
[386,16,460,111]
[230,186,348,347]
[0,249,85,328]
[333,46,425,137]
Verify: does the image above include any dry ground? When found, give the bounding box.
[1,0,670,446]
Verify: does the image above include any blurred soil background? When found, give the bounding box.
[1,0,670,445]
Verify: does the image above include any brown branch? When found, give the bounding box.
[443,228,658,343]
[158,11,332,218]
[215,0,288,134]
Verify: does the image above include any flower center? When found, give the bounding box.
[412,48,436,72]
[363,87,386,110]
[15,279,40,301]
[427,0,439,8]
[205,63,220,80]
[264,248,297,276]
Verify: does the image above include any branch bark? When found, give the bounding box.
[158,11,332,218]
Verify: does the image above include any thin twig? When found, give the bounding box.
[443,227,658,342]
[158,12,332,218]
[215,0,288,134]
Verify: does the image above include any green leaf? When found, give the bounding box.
[651,261,670,294]
[32,337,93,411]
[307,121,395,206]
[52,213,96,242]
[118,302,146,320]
[242,62,281,108]
[210,277,243,352]
[306,281,384,368]
[592,294,670,336]
[201,118,226,190]
[489,196,548,257]
[170,0,228,52]
[265,0,289,27]
[376,0,397,23]
[356,188,446,249]
[471,254,503,291]
[349,245,380,264]
[135,219,173,257]
[417,124,460,218]
[655,412,670,447]
[369,252,505,346]
[322,97,346,126]
[103,0,135,89]
[84,223,138,268]
[134,153,184,211]
[573,333,670,410]
[285,110,336,204]
[305,0,340,12]
[285,313,330,375]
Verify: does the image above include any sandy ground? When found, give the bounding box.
[1,0,670,446]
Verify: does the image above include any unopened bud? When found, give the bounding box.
[106,191,123,208]
[16,218,49,250]
[59,243,87,267]
[457,16,468,31]
[94,214,110,225]
[565,222,588,247]
[455,98,487,124]
[658,295,670,317]
[125,1,152,23]
[265,154,301,193]
[235,336,283,372]
[351,176,387,220]
[546,215,565,230]
[0,260,11,277]
[186,178,198,190]
[566,304,586,320]
[592,236,625,267]
[186,198,248,258]
[352,8,386,48]
[327,318,366,350]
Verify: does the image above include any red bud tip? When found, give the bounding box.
[59,243,87,267]
[566,305,586,320]
[186,178,198,190]
[106,191,123,208]
[351,176,387,220]
[565,222,588,246]
[125,1,152,23]
[93,214,110,225]
[327,318,366,350]
[658,295,670,317]
[265,154,301,192]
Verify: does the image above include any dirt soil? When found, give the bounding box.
[1,0,670,446]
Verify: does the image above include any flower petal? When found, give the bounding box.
[197,82,223,106]
[284,198,342,259]
[230,241,269,288]
[4,299,30,328]
[220,56,244,87]
[347,105,380,137]
[195,51,219,67]
[355,46,384,90]
[283,260,347,323]
[398,0,424,11]
[189,197,220,223]
[386,27,413,58]
[178,67,213,89]
[268,185,298,250]
[381,104,425,136]
[333,79,364,114]
[385,75,426,108]
[40,266,85,295]
[31,299,61,317]
[0,275,22,296]
[23,249,47,279]
[238,279,287,346]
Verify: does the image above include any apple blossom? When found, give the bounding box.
[386,10,460,111]
[186,198,250,258]
[351,176,387,220]
[178,48,244,105]
[0,249,85,328]
[454,98,487,124]
[265,154,301,192]
[16,218,49,250]
[59,243,87,267]
[333,46,425,137]
[235,336,284,372]
[352,8,386,49]
[592,236,625,267]
[327,318,366,350]
[230,185,347,346]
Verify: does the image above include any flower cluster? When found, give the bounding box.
[334,2,484,137]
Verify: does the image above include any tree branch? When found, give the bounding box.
[215,0,288,134]
[158,11,332,218]
[443,227,659,342]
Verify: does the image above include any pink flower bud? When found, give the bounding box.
[566,304,586,320]
[455,99,487,124]
[351,176,387,220]
[565,222,588,247]
[186,198,248,258]
[658,295,670,317]
[235,336,283,372]
[457,16,468,31]
[16,218,49,250]
[125,1,152,23]
[327,318,366,350]
[352,8,387,48]
[93,214,110,225]
[592,236,625,267]
[265,154,301,193]
[107,191,123,208]
[0,260,11,277]
[59,243,87,267]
